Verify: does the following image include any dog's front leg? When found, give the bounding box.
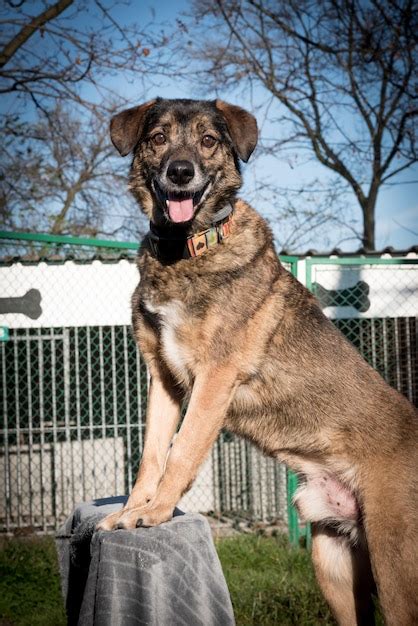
[111,366,239,529]
[97,363,182,531]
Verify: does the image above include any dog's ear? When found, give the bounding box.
[110,100,157,156]
[215,100,258,162]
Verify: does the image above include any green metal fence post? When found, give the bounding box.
[281,255,305,547]
[286,470,300,546]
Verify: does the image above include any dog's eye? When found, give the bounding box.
[152,133,166,146]
[202,135,217,149]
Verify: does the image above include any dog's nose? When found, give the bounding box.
[167,160,195,186]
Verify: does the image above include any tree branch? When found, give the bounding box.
[0,0,73,68]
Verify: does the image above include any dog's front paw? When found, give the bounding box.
[96,504,174,531]
[96,509,125,531]
[117,504,174,529]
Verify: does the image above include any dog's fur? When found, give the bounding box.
[97,98,418,626]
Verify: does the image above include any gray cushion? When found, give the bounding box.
[55,496,235,626]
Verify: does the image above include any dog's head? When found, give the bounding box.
[110,98,258,227]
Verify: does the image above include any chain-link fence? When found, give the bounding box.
[307,258,418,405]
[288,256,418,545]
[0,233,417,538]
[0,234,290,533]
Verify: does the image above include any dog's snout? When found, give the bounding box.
[167,160,195,186]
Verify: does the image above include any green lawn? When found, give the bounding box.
[0,533,348,625]
[0,536,66,626]
[217,534,334,625]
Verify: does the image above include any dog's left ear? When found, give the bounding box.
[110,100,157,156]
[215,100,258,162]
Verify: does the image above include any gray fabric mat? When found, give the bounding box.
[55,497,235,626]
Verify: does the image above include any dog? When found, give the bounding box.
[97,98,418,626]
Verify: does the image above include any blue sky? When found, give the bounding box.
[104,0,417,252]
[4,0,417,252]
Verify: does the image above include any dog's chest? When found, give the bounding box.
[143,299,194,384]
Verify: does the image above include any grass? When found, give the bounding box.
[0,536,66,626]
[216,534,335,625]
[0,532,382,626]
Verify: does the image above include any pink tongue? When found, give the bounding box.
[167,198,194,223]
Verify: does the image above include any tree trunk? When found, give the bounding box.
[361,199,376,251]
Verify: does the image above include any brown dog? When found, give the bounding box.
[97,98,418,626]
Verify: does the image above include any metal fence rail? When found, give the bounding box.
[0,232,417,539]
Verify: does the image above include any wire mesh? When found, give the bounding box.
[310,260,418,406]
[0,240,416,534]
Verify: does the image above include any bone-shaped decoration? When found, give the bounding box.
[312,281,370,313]
[0,289,42,319]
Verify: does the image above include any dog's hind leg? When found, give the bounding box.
[311,524,375,626]
[361,455,418,626]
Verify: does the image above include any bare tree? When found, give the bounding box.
[246,178,359,252]
[0,103,145,239]
[0,0,176,238]
[0,0,167,114]
[191,0,418,250]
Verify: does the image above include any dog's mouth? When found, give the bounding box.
[153,180,211,224]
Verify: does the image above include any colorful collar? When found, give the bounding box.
[147,204,234,262]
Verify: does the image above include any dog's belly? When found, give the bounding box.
[295,472,359,524]
[226,401,360,535]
